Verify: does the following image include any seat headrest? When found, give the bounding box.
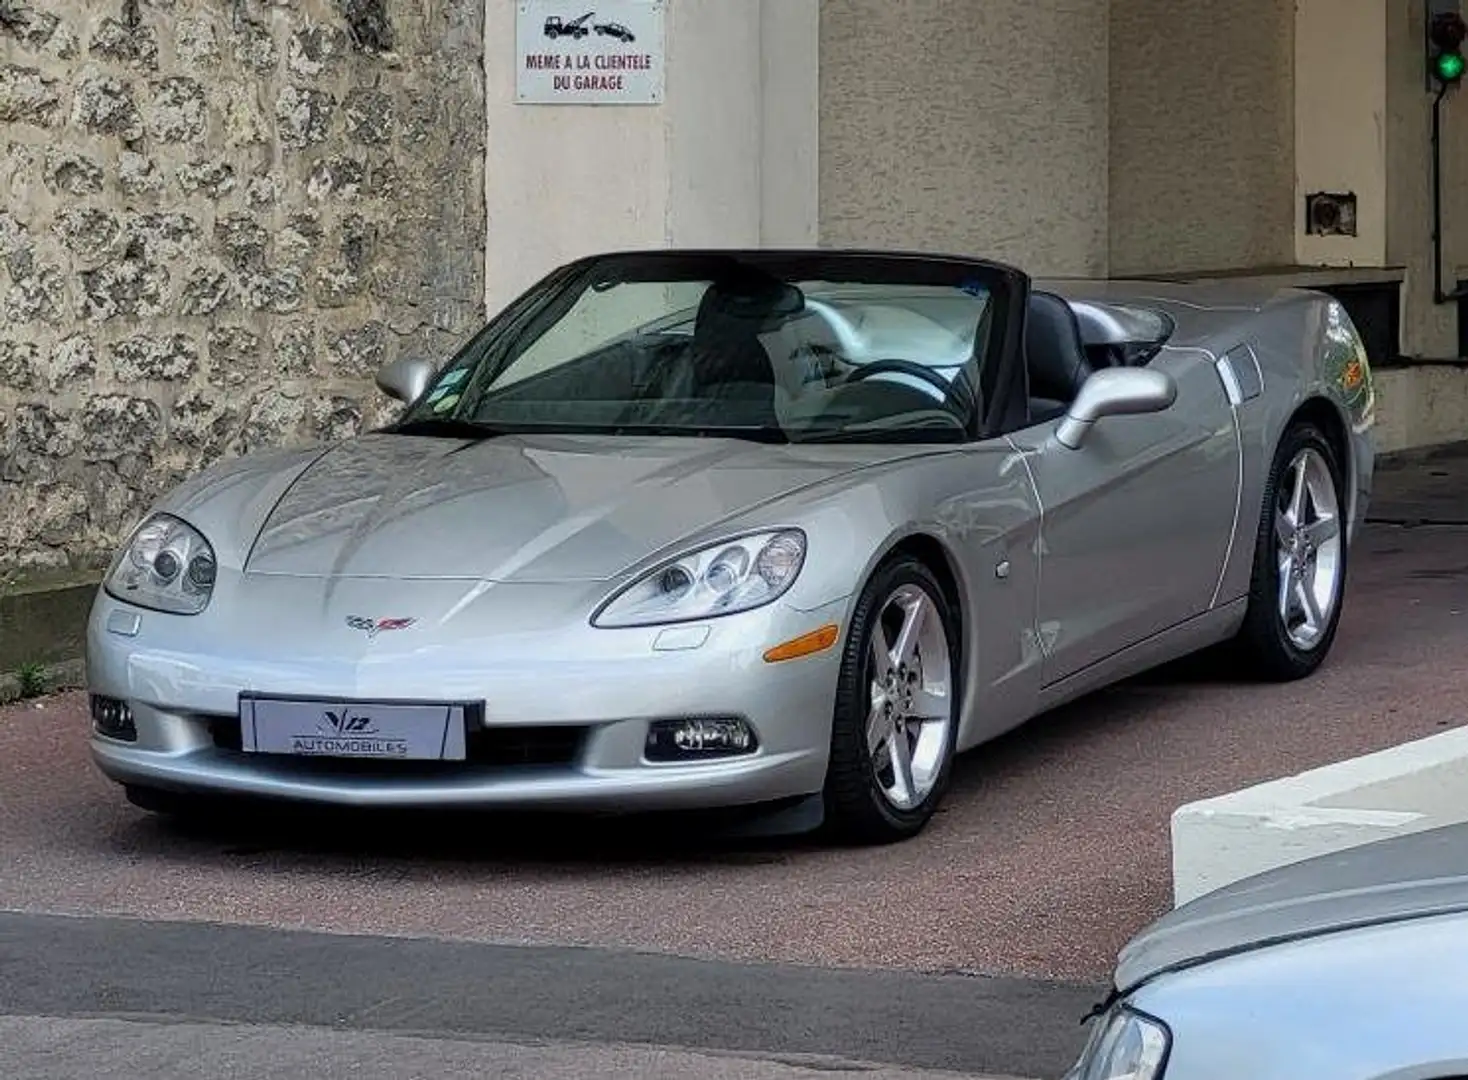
[1025,291,1092,402]
[695,273,805,335]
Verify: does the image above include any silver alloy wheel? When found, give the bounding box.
[1275,446,1344,651]
[866,582,953,811]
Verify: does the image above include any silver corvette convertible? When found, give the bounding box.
[87,249,1376,843]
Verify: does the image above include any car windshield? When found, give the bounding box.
[397,251,1004,444]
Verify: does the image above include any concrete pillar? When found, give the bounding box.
[482,0,819,317]
[1294,0,1390,267]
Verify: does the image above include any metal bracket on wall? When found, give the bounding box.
[1458,280,1468,357]
[1431,83,1467,305]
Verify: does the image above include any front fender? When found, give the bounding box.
[140,444,333,571]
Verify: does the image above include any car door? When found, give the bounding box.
[1007,346,1241,688]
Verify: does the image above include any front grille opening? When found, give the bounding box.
[466,724,588,767]
[209,715,243,751]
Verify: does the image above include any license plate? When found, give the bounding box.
[240,697,468,761]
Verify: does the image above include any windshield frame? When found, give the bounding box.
[392,249,1028,445]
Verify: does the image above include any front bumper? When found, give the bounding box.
[85,576,846,812]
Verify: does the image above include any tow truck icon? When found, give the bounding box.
[543,12,594,40]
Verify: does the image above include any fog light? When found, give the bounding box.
[90,695,136,742]
[645,716,757,761]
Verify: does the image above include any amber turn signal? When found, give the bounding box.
[762,623,840,663]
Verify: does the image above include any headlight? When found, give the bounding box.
[105,513,218,615]
[1070,1006,1171,1080]
[592,529,806,628]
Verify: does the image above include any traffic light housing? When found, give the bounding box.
[1427,3,1468,304]
[1429,6,1467,87]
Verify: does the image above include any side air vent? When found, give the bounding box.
[1215,344,1264,406]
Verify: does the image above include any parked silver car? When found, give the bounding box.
[87,248,1376,843]
[1069,822,1468,1079]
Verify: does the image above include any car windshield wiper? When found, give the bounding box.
[655,426,790,444]
[386,417,509,441]
[794,425,966,445]
[385,419,791,445]
[561,424,791,444]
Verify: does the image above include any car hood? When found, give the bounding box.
[1114,821,1468,994]
[188,432,926,582]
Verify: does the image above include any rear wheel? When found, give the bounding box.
[823,556,960,844]
[1232,421,1348,680]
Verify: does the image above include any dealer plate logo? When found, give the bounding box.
[287,708,409,757]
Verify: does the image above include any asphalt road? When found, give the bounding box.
[4,521,1468,1077]
[0,911,1076,1078]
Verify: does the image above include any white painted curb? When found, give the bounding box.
[1171,724,1468,906]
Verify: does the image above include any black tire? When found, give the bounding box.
[1231,421,1348,681]
[823,555,961,844]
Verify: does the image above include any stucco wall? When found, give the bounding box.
[1107,0,1295,275]
[1388,0,1468,360]
[0,0,485,576]
[481,0,820,318]
[817,0,1109,277]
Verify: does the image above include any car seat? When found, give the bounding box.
[1024,291,1093,424]
[686,280,786,427]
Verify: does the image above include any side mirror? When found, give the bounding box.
[1055,367,1177,450]
[375,357,437,404]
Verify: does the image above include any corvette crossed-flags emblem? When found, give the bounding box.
[344,616,417,639]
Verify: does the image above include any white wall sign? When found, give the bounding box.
[516,1,665,105]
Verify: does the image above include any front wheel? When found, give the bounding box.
[823,555,961,844]
[1232,421,1348,680]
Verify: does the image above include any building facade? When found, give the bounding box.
[1,0,1465,577]
[488,0,1468,452]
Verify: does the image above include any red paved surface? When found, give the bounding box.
[2,523,1465,983]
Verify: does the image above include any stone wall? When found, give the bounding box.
[0,0,485,577]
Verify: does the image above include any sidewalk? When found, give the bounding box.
[0,1018,1036,1080]
[1371,440,1468,525]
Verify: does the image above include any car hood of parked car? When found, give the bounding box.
[1113,821,1468,995]
[159,430,937,583]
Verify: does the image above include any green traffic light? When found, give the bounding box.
[1436,50,1466,82]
